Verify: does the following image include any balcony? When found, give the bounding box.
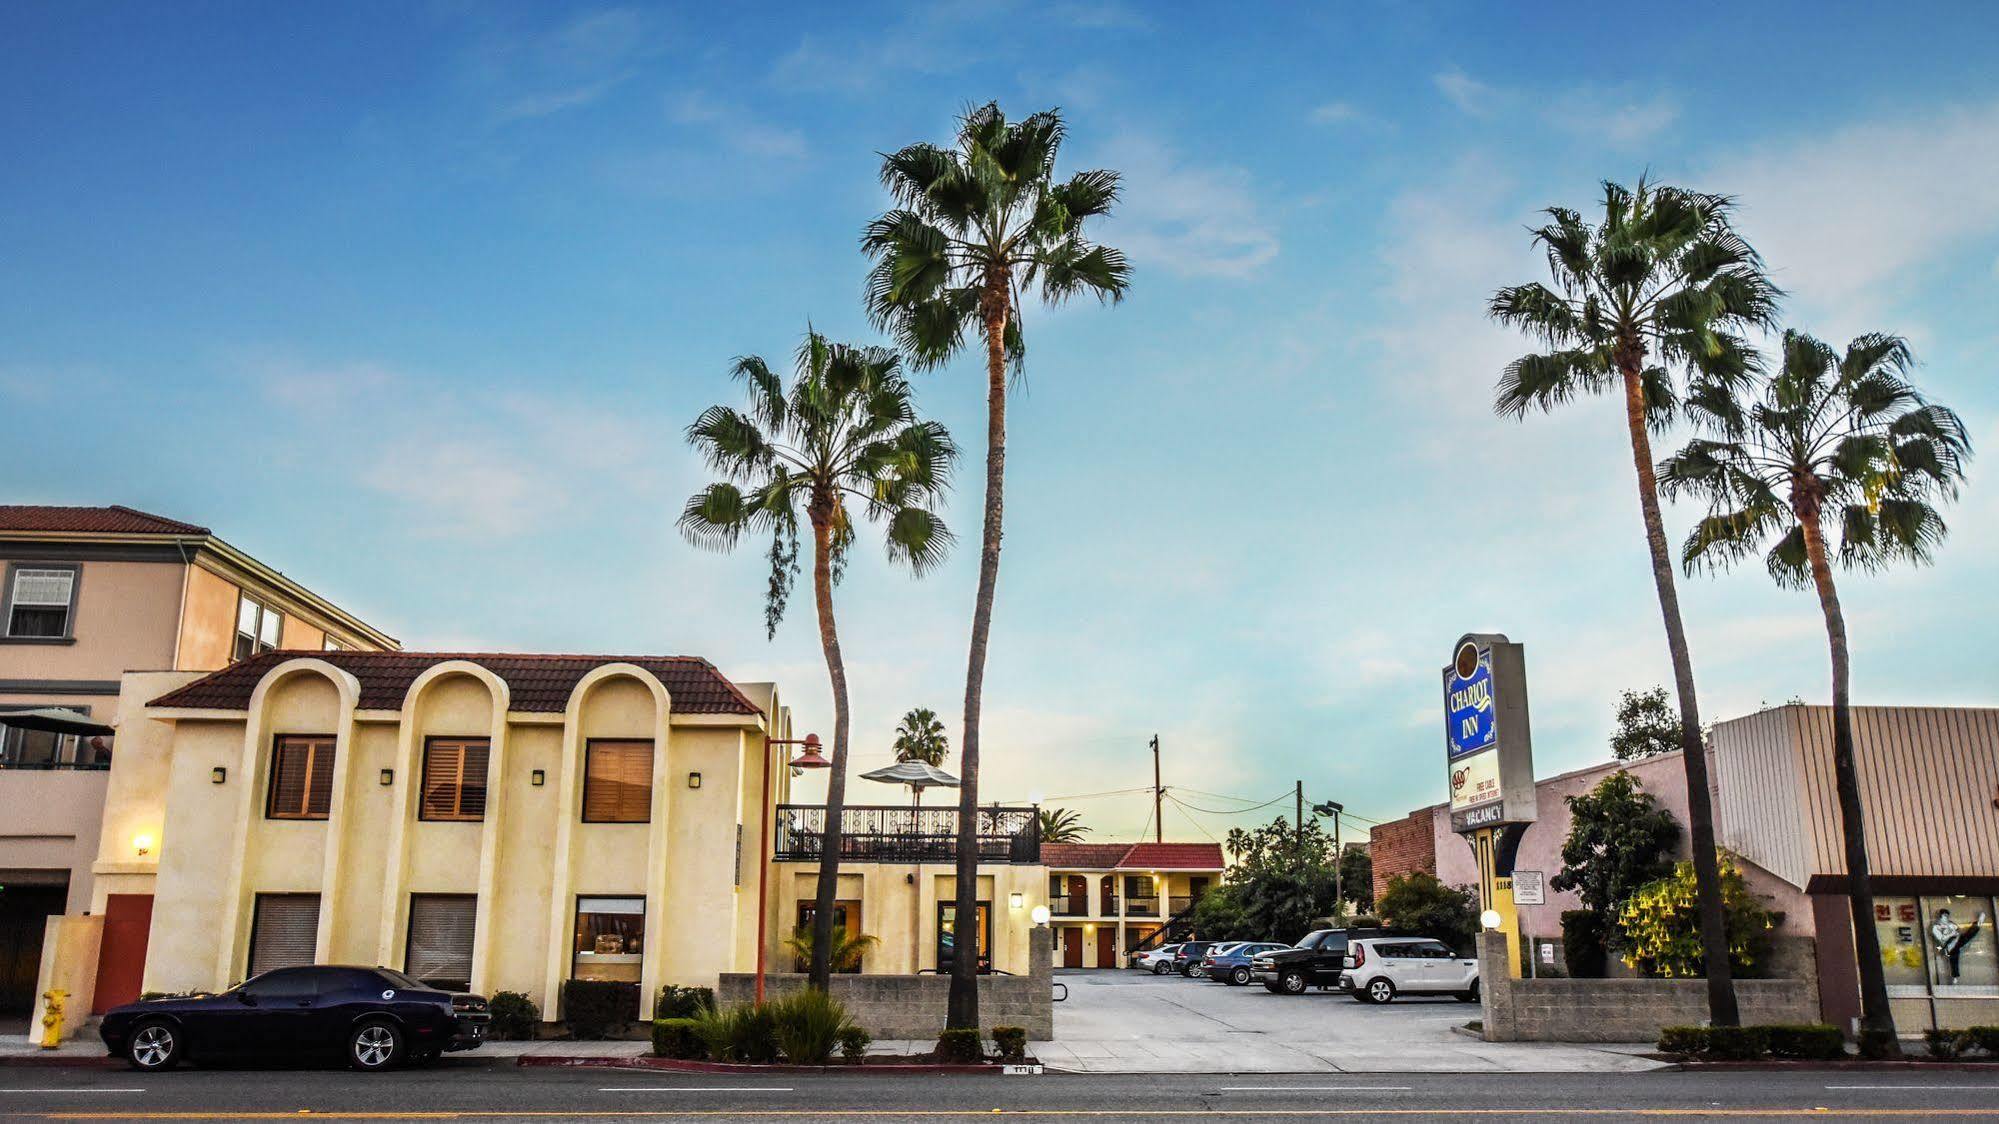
[1168,896,1193,916]
[1125,894,1160,916]
[1050,894,1087,917]
[772,804,1040,865]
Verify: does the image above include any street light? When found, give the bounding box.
[1311,800,1345,910]
[756,733,827,1003]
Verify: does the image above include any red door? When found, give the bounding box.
[1096,928,1117,968]
[92,894,153,1014]
[1061,928,1083,968]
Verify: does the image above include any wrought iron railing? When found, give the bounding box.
[1168,896,1193,915]
[1050,894,1087,917]
[772,805,1040,865]
[1125,894,1160,916]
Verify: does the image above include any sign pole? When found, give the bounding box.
[1443,633,1536,981]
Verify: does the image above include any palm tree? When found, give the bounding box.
[864,102,1130,1028]
[681,329,956,990]
[1037,806,1088,844]
[1661,329,1970,1049]
[892,707,949,766]
[784,924,883,975]
[1489,179,1780,1026]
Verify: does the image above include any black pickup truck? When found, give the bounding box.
[1250,928,1386,995]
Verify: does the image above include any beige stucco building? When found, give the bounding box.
[49,651,1052,1037]
[1043,842,1225,968]
[0,505,393,1027]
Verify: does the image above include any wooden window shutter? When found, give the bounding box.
[405,894,477,989]
[421,739,490,821]
[583,740,652,823]
[248,893,320,976]
[267,736,336,819]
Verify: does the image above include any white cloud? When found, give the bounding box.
[1097,137,1279,280]
[1547,90,1678,146]
[667,93,807,160]
[458,7,653,126]
[1310,101,1367,126]
[1434,67,1497,117]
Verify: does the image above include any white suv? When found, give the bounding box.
[1338,937,1480,1004]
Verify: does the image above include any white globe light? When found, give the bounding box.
[1480,909,1504,930]
[1030,905,1051,926]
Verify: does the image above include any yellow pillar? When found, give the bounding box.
[1472,828,1522,979]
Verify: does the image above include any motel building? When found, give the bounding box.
[31,650,1055,1039]
[1043,842,1225,968]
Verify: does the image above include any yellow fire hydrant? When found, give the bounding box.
[40,989,66,1049]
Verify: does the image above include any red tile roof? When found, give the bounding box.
[147,650,763,715]
[1041,841,1226,871]
[0,504,210,536]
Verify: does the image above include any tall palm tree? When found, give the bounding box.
[681,330,956,990]
[1037,806,1088,844]
[864,102,1130,1028]
[892,707,949,766]
[1661,329,1970,1048]
[1489,179,1779,1026]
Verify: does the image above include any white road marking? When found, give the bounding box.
[598,1086,796,1092]
[1826,1084,1999,1091]
[1219,1086,1413,1092]
[0,1088,146,1094]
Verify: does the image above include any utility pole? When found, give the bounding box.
[1294,781,1304,853]
[1150,735,1163,843]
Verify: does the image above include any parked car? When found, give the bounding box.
[1171,941,1217,976]
[1134,944,1183,974]
[1251,927,1384,994]
[1339,937,1480,1004]
[1202,941,1289,985]
[99,965,490,1072]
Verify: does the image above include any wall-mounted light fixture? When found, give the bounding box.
[687,772,702,789]
[133,834,153,857]
[1009,892,1025,910]
[379,768,394,787]
[211,766,227,784]
[531,769,546,787]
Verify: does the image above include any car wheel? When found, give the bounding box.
[126,1021,182,1071]
[1456,980,1480,1003]
[1365,977,1396,1005]
[1151,962,1167,976]
[348,1020,405,1071]
[1279,970,1307,995]
[1230,966,1251,986]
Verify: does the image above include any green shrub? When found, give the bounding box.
[1857,1027,1898,1059]
[652,1018,706,1060]
[768,989,852,1065]
[1924,1028,1968,1059]
[1560,911,1607,978]
[935,1027,983,1063]
[991,1026,1028,1062]
[1703,1025,1770,1061]
[690,1003,779,1064]
[487,991,542,1041]
[655,985,714,1020]
[562,980,638,1040]
[837,1024,871,1062]
[1657,1026,1708,1057]
[1765,1024,1843,1060]
[1966,1026,1999,1056]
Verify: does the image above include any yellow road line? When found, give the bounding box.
[27,1110,1999,1119]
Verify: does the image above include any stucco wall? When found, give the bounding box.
[0,559,181,682]
[0,770,109,913]
[773,862,1048,976]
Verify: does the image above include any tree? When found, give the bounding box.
[1036,806,1088,843]
[865,103,1131,1028]
[783,924,882,974]
[1610,687,1679,760]
[1617,852,1777,979]
[1209,816,1339,943]
[1661,329,1971,1048]
[1338,845,1374,913]
[680,330,956,990]
[892,707,949,766]
[1376,872,1480,955]
[1489,179,1779,1026]
[1549,771,1680,948]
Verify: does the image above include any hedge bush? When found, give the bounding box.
[1765,1024,1843,1060]
[1925,1029,1968,1059]
[562,980,638,1040]
[935,1027,983,1063]
[1967,1026,1999,1055]
[1657,1026,1708,1057]
[652,1018,705,1060]
[655,985,714,1020]
[991,1026,1028,1062]
[1560,911,1607,979]
[838,1024,872,1061]
[487,990,542,1041]
[1704,1026,1770,1061]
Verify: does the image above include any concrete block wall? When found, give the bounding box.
[718,927,1054,1040]
[1477,931,1819,1043]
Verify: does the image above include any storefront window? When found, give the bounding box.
[1872,896,1926,987]
[937,901,991,972]
[1920,895,1996,991]
[572,896,644,983]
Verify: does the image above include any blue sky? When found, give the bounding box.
[5,2,1997,843]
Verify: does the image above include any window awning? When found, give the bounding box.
[0,707,115,736]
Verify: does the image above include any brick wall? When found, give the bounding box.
[1368,807,1439,904]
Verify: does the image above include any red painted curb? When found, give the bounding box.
[0,1055,121,1068]
[1669,1059,1999,1071]
[517,1054,1020,1075]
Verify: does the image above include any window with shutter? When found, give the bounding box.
[420,738,490,821]
[405,894,477,990]
[7,565,77,638]
[267,735,337,819]
[582,740,653,823]
[248,893,320,976]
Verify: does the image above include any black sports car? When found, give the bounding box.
[98,965,490,1071]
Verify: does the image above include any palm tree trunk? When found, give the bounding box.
[949,269,1011,1029]
[1620,363,1740,1026]
[1799,509,1897,1049]
[807,507,851,991]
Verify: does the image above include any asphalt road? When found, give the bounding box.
[4,1059,1999,1121]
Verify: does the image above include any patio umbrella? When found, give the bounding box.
[858,760,961,791]
[0,707,114,735]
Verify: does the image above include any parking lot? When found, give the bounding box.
[1042,968,1665,1073]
